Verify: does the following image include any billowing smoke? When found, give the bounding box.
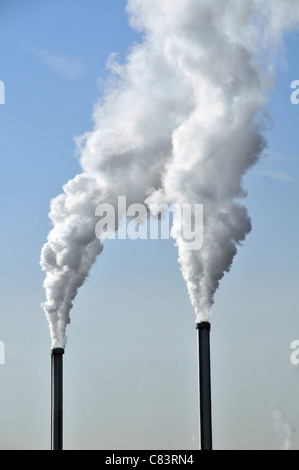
[40,0,299,349]
[271,398,296,450]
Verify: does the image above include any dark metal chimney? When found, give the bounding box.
[51,348,64,450]
[196,322,212,450]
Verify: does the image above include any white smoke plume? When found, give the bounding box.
[271,398,296,450]
[40,0,299,349]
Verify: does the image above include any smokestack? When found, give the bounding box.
[51,348,64,451]
[196,322,212,450]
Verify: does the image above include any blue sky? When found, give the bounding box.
[0,0,298,450]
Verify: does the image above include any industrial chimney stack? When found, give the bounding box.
[196,322,212,450]
[51,348,64,451]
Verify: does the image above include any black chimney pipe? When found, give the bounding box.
[51,348,64,451]
[196,322,212,450]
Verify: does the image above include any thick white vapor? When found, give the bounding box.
[271,398,296,450]
[40,0,299,348]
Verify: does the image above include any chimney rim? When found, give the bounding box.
[51,348,65,356]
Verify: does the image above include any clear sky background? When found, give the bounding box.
[0,0,298,450]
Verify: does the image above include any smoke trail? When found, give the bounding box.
[271,398,296,450]
[40,0,299,348]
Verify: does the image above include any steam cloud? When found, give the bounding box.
[40,0,299,349]
[271,398,296,450]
